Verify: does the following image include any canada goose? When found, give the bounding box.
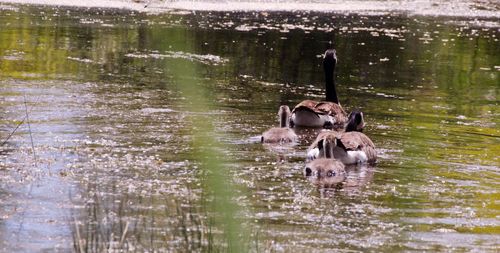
[261,105,298,143]
[307,110,376,164]
[290,49,347,129]
[304,134,346,186]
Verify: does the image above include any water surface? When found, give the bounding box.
[0,4,499,252]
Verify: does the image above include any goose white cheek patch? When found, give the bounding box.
[325,115,335,125]
[307,148,320,161]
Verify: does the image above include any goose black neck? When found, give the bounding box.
[325,72,338,103]
[323,56,339,103]
[345,119,357,132]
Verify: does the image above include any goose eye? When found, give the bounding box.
[327,171,336,177]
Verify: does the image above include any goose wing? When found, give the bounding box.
[338,132,372,150]
[291,100,322,116]
[338,132,377,162]
[315,102,347,123]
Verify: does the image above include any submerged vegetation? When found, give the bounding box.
[0,2,498,252]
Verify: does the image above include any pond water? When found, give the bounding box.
[0,3,499,252]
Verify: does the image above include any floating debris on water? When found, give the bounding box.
[125,51,228,65]
[67,56,95,63]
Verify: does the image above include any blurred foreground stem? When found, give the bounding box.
[169,33,248,251]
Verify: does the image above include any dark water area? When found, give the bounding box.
[0,3,499,252]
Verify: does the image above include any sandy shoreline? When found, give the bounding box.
[0,0,498,18]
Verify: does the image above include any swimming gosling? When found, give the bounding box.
[304,134,346,186]
[261,105,298,143]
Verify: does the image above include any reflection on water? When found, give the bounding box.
[0,4,499,252]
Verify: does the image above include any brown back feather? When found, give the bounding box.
[262,128,297,143]
[317,102,347,121]
[293,100,347,118]
[291,100,319,113]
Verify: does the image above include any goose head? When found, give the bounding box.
[278,105,292,128]
[323,49,337,74]
[318,135,337,158]
[345,110,365,132]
